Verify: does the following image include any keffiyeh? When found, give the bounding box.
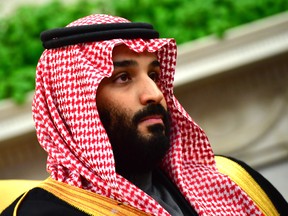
[32,14,263,215]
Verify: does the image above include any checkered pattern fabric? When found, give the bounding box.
[32,14,263,215]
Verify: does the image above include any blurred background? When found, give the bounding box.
[0,0,287,200]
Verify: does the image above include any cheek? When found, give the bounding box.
[97,92,134,124]
[97,93,130,113]
[97,85,128,109]
[161,97,168,111]
[96,85,115,113]
[97,86,136,114]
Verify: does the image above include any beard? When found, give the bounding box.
[98,103,171,177]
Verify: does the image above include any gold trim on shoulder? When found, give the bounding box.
[13,191,29,216]
[38,177,151,216]
[215,155,279,216]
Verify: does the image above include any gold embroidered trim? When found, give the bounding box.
[13,192,29,216]
[215,155,279,216]
[38,178,150,216]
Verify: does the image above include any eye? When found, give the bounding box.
[113,72,131,84]
[149,71,160,82]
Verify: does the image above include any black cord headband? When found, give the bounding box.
[40,22,159,49]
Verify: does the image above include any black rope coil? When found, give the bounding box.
[40,22,159,49]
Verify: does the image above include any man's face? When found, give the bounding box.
[96,45,170,176]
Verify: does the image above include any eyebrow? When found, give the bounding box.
[113,60,160,68]
[113,60,137,68]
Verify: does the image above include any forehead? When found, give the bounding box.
[112,45,158,62]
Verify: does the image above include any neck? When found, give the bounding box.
[122,171,153,193]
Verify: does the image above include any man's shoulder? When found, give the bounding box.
[215,155,288,215]
[1,188,88,216]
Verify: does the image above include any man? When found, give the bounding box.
[1,14,287,216]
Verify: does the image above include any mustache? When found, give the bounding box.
[132,104,170,126]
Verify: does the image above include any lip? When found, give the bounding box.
[139,115,164,125]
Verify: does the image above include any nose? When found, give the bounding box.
[139,76,164,105]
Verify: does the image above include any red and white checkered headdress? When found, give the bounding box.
[32,14,262,215]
